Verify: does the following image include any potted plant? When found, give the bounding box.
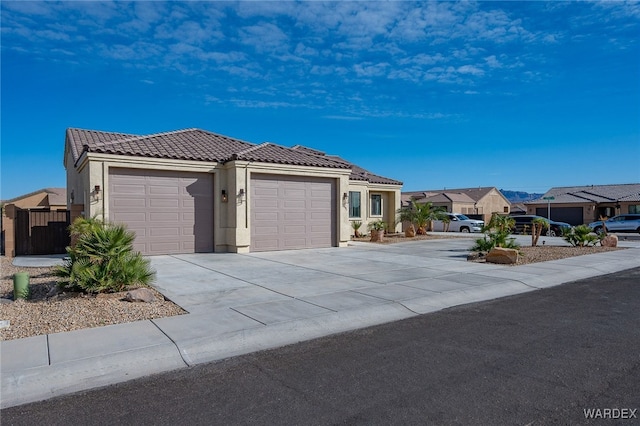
[368,220,386,242]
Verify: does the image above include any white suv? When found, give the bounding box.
[432,213,484,233]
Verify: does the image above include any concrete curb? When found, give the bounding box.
[2,245,639,409]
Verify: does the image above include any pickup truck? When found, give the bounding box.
[432,213,484,233]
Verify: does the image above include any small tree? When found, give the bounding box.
[351,220,363,238]
[531,217,548,247]
[442,215,452,232]
[54,218,155,293]
[396,205,416,237]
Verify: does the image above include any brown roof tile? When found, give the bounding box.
[66,128,350,170]
[291,146,402,185]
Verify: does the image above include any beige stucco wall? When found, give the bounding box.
[69,151,360,253]
[347,181,402,235]
[477,189,511,222]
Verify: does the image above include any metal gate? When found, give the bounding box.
[15,209,71,255]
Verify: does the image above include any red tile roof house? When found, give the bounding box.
[64,128,402,255]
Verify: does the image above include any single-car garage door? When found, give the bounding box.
[251,174,336,252]
[109,169,213,255]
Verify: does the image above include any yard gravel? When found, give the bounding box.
[0,239,622,342]
[0,257,186,341]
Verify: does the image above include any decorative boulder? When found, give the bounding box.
[601,234,618,247]
[486,247,519,264]
[124,288,157,303]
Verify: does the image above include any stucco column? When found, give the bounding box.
[338,175,351,247]
[2,205,16,257]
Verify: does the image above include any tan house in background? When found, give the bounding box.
[64,127,402,255]
[402,187,511,223]
[1,188,69,257]
[524,183,640,226]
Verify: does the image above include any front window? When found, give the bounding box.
[349,191,361,218]
[371,194,382,216]
[629,205,640,214]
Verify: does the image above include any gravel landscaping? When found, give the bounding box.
[0,238,622,342]
[0,256,186,341]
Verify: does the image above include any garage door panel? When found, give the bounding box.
[251,174,335,252]
[112,183,146,195]
[113,198,147,208]
[110,169,213,255]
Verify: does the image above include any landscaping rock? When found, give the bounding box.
[46,286,61,298]
[601,234,618,248]
[486,247,519,264]
[467,252,485,261]
[124,288,157,303]
[0,298,13,304]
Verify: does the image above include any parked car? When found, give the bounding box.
[510,215,572,237]
[588,214,640,234]
[432,213,484,233]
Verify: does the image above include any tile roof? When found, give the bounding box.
[290,146,402,185]
[403,187,499,203]
[525,183,640,204]
[66,128,349,169]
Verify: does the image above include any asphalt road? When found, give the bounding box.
[3,268,639,425]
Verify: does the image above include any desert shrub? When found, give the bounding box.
[351,220,363,237]
[471,214,519,252]
[54,218,155,293]
[563,225,599,247]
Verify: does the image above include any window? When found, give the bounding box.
[370,194,382,216]
[630,205,640,214]
[349,191,361,218]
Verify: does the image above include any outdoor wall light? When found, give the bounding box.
[221,189,228,203]
[93,185,101,202]
[238,188,246,202]
[342,192,348,205]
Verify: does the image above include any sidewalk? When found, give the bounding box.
[2,236,639,409]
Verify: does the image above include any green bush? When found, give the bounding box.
[54,218,155,293]
[471,214,519,252]
[563,225,599,247]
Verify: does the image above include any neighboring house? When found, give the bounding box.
[402,187,511,223]
[523,183,640,226]
[1,188,70,256]
[64,127,402,255]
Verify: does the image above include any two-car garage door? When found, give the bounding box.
[251,174,336,252]
[109,169,213,255]
[109,169,336,255]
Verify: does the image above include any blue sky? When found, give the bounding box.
[2,1,639,200]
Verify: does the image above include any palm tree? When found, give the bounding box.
[399,202,446,235]
[396,204,417,237]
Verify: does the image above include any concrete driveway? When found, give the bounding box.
[3,236,640,408]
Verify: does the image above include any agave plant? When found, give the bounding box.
[55,218,155,293]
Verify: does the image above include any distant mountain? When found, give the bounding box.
[500,190,544,203]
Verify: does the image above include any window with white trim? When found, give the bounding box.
[349,191,361,218]
[370,194,382,216]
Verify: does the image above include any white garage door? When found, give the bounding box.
[251,174,336,252]
[109,169,213,255]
